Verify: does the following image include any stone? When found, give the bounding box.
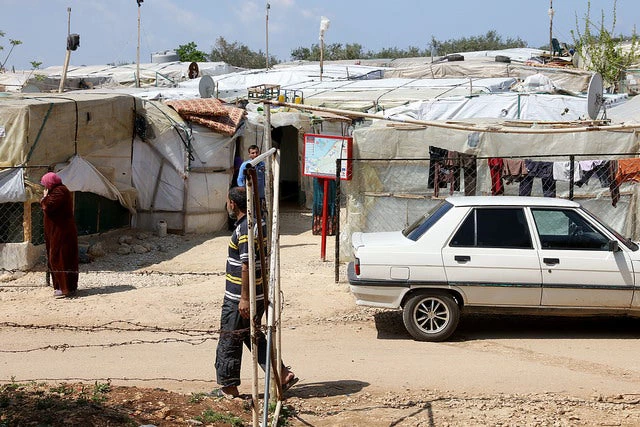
[88,242,106,257]
[118,235,133,245]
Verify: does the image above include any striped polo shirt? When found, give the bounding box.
[225,215,265,301]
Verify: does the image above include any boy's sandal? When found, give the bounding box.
[282,376,299,392]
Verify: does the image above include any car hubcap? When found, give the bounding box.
[415,297,450,333]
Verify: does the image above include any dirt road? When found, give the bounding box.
[1,210,639,425]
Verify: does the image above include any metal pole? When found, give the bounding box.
[549,0,554,57]
[569,155,575,200]
[136,2,142,88]
[320,38,324,82]
[246,176,259,427]
[265,3,270,69]
[335,159,341,283]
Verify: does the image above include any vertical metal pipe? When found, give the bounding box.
[246,177,259,427]
[335,159,341,283]
[569,154,575,200]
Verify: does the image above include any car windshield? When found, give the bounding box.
[403,201,452,241]
[581,207,639,251]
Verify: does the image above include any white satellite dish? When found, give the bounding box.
[199,75,215,98]
[586,72,604,120]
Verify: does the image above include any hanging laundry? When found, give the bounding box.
[552,161,580,181]
[575,160,611,187]
[502,159,528,184]
[520,160,556,197]
[487,158,504,196]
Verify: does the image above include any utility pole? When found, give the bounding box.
[58,7,72,93]
[548,0,554,57]
[265,2,270,69]
[136,0,143,88]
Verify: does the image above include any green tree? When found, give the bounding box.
[209,37,278,69]
[175,42,208,62]
[0,30,23,71]
[430,30,526,56]
[571,0,638,91]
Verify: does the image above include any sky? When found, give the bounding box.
[1,0,639,71]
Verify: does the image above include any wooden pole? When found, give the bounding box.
[58,8,71,93]
[265,100,640,134]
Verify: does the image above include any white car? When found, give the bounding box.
[348,196,640,341]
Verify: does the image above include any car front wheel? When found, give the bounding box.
[403,292,460,342]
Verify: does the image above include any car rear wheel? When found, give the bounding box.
[403,292,460,341]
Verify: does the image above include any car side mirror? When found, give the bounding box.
[607,240,620,252]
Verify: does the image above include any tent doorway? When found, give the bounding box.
[272,126,303,207]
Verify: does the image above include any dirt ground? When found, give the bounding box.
[1,209,639,426]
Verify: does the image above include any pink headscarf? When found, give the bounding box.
[41,172,62,189]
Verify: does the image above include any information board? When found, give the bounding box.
[302,134,352,180]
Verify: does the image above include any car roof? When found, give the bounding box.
[445,196,580,208]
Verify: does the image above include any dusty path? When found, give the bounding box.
[1,210,639,425]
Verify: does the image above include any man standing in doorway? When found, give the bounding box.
[237,145,266,210]
[214,187,297,398]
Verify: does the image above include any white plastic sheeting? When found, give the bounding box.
[57,155,136,214]
[381,92,629,122]
[0,168,25,203]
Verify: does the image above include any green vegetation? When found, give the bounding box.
[290,30,527,60]
[571,0,638,90]
[0,30,23,71]
[430,30,527,55]
[209,36,279,69]
[197,408,245,426]
[176,41,208,62]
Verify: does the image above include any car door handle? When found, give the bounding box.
[543,258,560,265]
[454,255,471,263]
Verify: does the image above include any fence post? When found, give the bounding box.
[335,158,341,283]
[569,155,575,200]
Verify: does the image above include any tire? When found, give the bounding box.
[446,54,464,62]
[402,292,460,342]
[495,55,511,63]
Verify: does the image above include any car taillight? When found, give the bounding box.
[354,258,360,275]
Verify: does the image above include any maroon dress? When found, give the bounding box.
[41,184,78,295]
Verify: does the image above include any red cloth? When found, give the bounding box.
[41,184,78,296]
[488,158,504,195]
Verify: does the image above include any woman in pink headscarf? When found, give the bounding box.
[40,172,78,297]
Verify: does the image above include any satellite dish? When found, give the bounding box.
[586,72,604,120]
[199,75,215,98]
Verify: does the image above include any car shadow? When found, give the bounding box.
[373,311,640,341]
[285,379,369,399]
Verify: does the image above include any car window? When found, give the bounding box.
[450,208,533,249]
[531,208,610,250]
[581,208,639,251]
[403,201,453,241]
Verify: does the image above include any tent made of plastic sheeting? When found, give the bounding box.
[7,62,245,93]
[384,56,593,93]
[0,92,135,171]
[132,100,241,234]
[608,95,640,124]
[338,120,640,260]
[381,92,629,122]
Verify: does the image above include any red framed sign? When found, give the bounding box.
[302,133,353,180]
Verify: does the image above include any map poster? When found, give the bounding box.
[302,133,353,180]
